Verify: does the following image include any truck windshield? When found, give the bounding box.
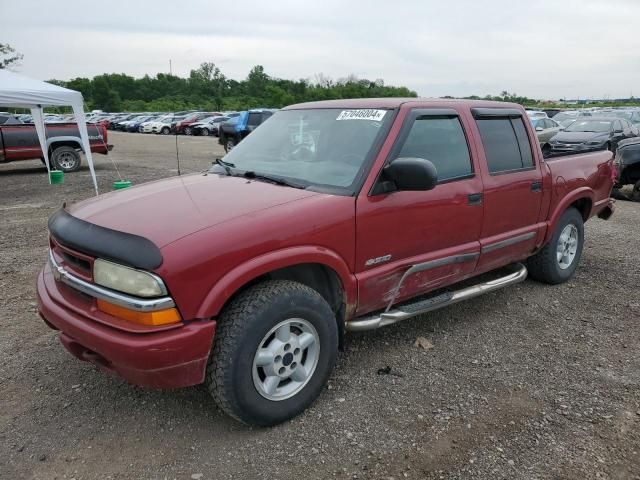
[217,108,393,193]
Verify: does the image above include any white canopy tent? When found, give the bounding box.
[0,69,98,194]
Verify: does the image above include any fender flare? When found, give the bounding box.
[544,187,595,244]
[48,136,83,153]
[195,245,358,319]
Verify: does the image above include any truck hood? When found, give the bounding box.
[68,173,320,248]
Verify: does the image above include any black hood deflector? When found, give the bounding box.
[48,208,163,270]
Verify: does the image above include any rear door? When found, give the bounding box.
[355,107,484,315]
[470,108,544,272]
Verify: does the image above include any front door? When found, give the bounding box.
[355,108,484,315]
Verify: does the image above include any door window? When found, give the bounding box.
[396,116,473,182]
[476,117,535,173]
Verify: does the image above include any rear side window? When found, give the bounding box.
[397,116,472,182]
[247,113,262,126]
[476,117,535,173]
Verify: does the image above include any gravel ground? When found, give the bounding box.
[1,131,639,480]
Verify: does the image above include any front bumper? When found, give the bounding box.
[37,264,216,389]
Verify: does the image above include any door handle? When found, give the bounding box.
[531,181,542,192]
[467,193,483,205]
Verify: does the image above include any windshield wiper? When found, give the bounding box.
[242,171,307,190]
[214,158,235,175]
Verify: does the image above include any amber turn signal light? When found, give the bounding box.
[97,299,181,326]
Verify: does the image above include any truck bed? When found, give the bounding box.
[544,149,615,221]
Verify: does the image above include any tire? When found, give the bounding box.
[527,207,584,284]
[225,138,236,153]
[632,180,640,202]
[205,280,338,426]
[201,128,210,136]
[51,146,81,173]
[185,127,192,136]
[161,126,171,135]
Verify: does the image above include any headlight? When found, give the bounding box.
[586,140,603,146]
[93,259,165,297]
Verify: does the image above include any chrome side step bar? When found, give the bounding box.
[345,263,528,332]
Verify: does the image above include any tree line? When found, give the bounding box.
[47,63,418,112]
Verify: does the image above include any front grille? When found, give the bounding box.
[61,251,91,274]
[50,239,94,282]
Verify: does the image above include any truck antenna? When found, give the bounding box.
[175,132,181,176]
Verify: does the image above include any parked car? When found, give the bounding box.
[612,137,640,201]
[146,114,188,134]
[0,113,23,125]
[37,99,616,426]
[126,115,156,133]
[600,109,640,127]
[106,114,131,130]
[174,112,221,135]
[526,110,548,119]
[140,114,172,134]
[542,108,563,118]
[218,109,276,151]
[531,117,563,156]
[549,117,639,154]
[114,115,141,131]
[191,116,229,136]
[553,110,592,128]
[0,121,112,172]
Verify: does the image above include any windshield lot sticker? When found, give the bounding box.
[337,109,387,121]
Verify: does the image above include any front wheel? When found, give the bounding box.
[161,126,170,135]
[224,138,236,152]
[205,280,338,426]
[201,128,210,136]
[527,207,584,284]
[184,127,192,135]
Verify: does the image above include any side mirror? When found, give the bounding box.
[535,126,544,132]
[382,157,438,192]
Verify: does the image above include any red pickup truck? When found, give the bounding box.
[0,122,112,172]
[37,99,615,426]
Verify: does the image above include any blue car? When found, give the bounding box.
[218,109,276,152]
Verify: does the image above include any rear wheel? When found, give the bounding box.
[527,207,584,284]
[205,280,338,426]
[201,128,210,136]
[185,127,193,135]
[52,146,81,173]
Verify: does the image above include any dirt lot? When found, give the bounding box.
[1,131,639,480]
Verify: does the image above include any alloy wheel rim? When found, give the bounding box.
[252,318,320,401]
[557,224,578,270]
[57,152,77,169]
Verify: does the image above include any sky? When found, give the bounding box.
[1,0,639,100]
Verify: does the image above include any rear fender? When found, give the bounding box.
[48,136,83,152]
[195,246,357,319]
[544,187,595,244]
